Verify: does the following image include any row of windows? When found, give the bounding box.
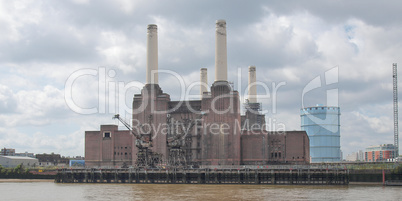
[114,152,131,156]
[115,146,130,150]
[301,107,339,111]
[270,152,304,159]
[271,152,282,158]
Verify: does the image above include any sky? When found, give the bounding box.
[0,0,401,158]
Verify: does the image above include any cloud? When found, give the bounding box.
[0,85,18,113]
[264,0,402,26]
[0,0,401,158]
[0,126,85,156]
[0,85,68,127]
[96,30,146,74]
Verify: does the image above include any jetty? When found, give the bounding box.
[55,166,349,185]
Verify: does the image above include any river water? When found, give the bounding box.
[0,180,401,200]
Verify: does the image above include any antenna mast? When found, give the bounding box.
[393,63,399,157]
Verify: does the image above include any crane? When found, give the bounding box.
[166,113,204,168]
[113,114,161,168]
[393,63,399,157]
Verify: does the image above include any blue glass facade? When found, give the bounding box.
[300,106,341,163]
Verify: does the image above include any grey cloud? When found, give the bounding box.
[264,0,402,26]
[0,85,18,113]
[1,0,401,156]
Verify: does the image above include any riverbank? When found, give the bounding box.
[0,179,54,183]
[348,182,383,185]
[0,179,397,186]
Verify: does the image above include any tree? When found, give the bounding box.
[14,164,24,174]
[393,164,402,174]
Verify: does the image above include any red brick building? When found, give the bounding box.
[241,131,309,165]
[85,125,133,167]
[85,20,310,167]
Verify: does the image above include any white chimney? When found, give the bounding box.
[200,68,208,95]
[248,66,257,103]
[215,20,227,82]
[146,24,158,84]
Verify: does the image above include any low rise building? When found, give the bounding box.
[1,148,15,156]
[365,144,397,162]
[36,153,69,167]
[345,150,364,162]
[0,156,38,168]
[1,148,35,158]
[15,152,35,158]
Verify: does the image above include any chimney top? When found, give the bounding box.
[216,20,226,27]
[147,24,157,29]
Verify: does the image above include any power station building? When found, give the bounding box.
[85,20,310,167]
[301,105,341,163]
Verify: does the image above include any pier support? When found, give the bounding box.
[55,167,349,185]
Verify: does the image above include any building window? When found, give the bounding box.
[103,132,111,138]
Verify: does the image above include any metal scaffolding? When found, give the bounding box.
[393,63,399,157]
[113,114,162,168]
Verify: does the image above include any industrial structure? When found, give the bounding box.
[301,106,341,163]
[56,167,349,185]
[393,63,399,157]
[85,20,310,168]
